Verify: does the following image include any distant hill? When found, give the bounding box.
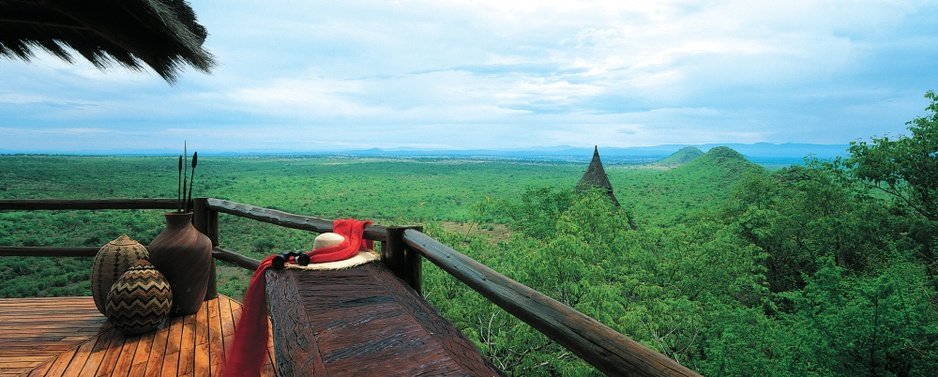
[668,146,765,196]
[680,146,763,173]
[656,146,704,167]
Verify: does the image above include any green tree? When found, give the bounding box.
[848,90,938,221]
[780,257,938,376]
[843,91,938,284]
[483,186,576,239]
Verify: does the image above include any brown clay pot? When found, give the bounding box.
[147,212,212,316]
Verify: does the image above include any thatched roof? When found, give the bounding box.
[0,0,215,83]
[576,146,620,207]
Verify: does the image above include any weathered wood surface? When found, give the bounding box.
[403,229,702,377]
[266,262,505,376]
[0,295,275,376]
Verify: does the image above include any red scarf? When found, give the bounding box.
[223,219,373,376]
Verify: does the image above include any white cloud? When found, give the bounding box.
[1,0,936,152]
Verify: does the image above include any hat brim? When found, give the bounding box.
[285,250,379,271]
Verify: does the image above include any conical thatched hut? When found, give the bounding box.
[0,0,215,83]
[576,146,620,207]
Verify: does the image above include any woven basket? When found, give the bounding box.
[91,234,149,315]
[105,259,173,335]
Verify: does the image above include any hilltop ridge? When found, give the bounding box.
[676,146,763,175]
[659,146,765,205]
[656,146,704,167]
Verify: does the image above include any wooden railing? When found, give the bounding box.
[0,198,699,377]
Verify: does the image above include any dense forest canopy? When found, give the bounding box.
[1,91,937,376]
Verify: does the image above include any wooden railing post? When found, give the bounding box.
[192,198,219,300]
[381,226,423,294]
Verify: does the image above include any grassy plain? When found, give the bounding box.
[0,153,741,298]
[0,156,580,292]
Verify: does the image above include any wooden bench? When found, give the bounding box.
[265,262,504,376]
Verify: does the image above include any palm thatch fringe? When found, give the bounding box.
[0,0,215,83]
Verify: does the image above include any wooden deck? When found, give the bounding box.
[0,295,275,377]
[266,262,504,376]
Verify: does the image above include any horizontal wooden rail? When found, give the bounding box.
[0,198,177,210]
[213,247,262,271]
[206,198,389,242]
[0,247,98,257]
[403,229,700,377]
[0,247,260,269]
[0,247,262,270]
[0,198,182,259]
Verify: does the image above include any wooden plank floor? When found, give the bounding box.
[0,295,275,377]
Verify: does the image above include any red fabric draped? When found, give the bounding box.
[221,254,274,377]
[309,219,373,263]
[222,219,372,377]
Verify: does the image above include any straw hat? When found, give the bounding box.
[288,232,378,271]
[313,232,345,250]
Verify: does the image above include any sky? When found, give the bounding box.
[2,0,937,154]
